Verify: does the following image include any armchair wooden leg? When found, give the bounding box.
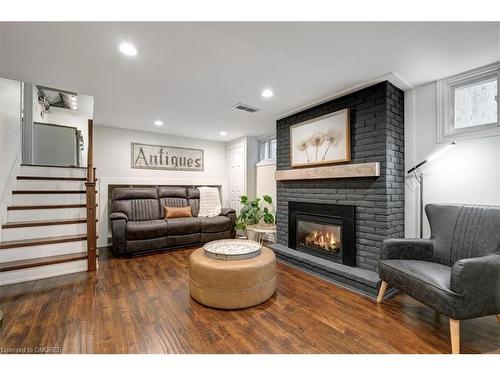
[449,318,460,354]
[376,281,388,303]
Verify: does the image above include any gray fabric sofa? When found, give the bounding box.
[377,203,500,354]
[110,187,236,256]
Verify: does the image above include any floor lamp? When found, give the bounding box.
[407,142,456,238]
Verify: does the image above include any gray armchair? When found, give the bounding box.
[377,204,500,354]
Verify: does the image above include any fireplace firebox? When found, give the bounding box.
[288,201,355,266]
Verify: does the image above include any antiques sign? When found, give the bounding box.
[131,142,204,171]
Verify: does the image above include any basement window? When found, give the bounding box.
[437,62,500,142]
[258,135,277,162]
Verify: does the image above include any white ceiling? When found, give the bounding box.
[1,22,499,141]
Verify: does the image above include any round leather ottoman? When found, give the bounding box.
[189,246,276,309]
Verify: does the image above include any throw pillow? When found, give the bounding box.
[197,186,221,217]
[164,206,192,219]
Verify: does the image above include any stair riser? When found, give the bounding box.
[12,194,87,205]
[0,260,88,286]
[19,166,86,178]
[7,207,89,222]
[2,223,93,241]
[15,180,86,190]
[0,241,87,262]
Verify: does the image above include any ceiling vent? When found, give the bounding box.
[232,103,260,113]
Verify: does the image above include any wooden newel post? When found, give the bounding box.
[86,119,97,272]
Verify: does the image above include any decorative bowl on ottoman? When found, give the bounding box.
[189,240,276,309]
[203,239,262,260]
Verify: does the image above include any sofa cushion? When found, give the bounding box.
[112,188,161,221]
[160,197,188,208]
[187,188,199,199]
[189,199,200,217]
[127,237,169,253]
[166,217,201,235]
[166,233,201,248]
[158,187,188,209]
[113,188,158,201]
[158,186,187,198]
[127,220,168,240]
[131,199,162,221]
[200,216,231,233]
[379,259,452,293]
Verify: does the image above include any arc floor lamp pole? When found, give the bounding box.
[407,142,456,239]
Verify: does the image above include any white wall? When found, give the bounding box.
[94,125,228,246]
[0,77,22,240]
[0,24,3,75]
[256,160,277,206]
[405,81,500,238]
[33,92,94,166]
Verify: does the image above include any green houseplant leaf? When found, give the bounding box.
[235,195,275,232]
[263,195,272,204]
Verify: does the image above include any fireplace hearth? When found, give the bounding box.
[288,201,355,266]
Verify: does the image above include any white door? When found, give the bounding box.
[228,144,245,214]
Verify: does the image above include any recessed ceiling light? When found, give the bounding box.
[154,120,164,127]
[261,89,274,98]
[118,42,138,57]
[219,131,227,136]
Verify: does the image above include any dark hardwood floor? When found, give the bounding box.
[0,247,498,354]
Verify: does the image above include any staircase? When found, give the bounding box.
[0,120,98,286]
[0,165,98,285]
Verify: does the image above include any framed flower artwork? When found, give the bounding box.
[290,108,351,168]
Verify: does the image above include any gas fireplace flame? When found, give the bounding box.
[303,230,339,253]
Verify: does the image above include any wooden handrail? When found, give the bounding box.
[85,119,97,271]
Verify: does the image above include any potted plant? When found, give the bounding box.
[235,195,275,241]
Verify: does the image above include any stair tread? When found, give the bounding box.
[8,204,98,210]
[0,252,88,272]
[17,176,87,181]
[0,234,95,249]
[12,190,90,194]
[2,218,97,229]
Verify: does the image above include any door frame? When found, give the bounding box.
[226,140,247,215]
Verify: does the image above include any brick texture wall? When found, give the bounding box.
[276,81,405,271]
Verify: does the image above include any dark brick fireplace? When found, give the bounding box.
[269,81,405,296]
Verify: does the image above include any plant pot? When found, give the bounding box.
[245,228,260,242]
